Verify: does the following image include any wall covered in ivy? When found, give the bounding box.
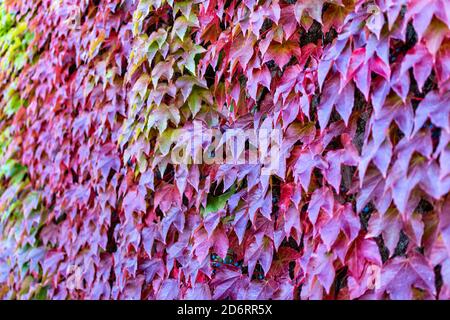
[1,0,450,300]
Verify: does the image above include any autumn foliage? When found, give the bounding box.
[0,0,450,300]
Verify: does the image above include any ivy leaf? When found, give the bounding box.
[264,39,302,69]
[379,254,436,300]
[201,185,236,217]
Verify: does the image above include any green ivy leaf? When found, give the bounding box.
[202,185,236,217]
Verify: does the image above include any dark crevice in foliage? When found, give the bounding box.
[334,266,348,299]
[375,236,390,263]
[434,265,443,297]
[300,21,323,47]
[359,202,374,231]
[393,231,409,258]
